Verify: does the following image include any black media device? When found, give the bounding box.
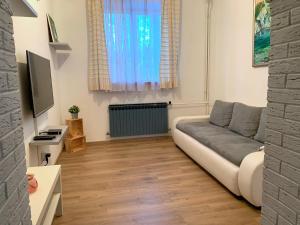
[48,129,62,135]
[33,135,56,141]
[39,128,62,135]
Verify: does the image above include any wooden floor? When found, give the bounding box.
[53,137,261,225]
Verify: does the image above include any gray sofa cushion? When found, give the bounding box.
[210,100,234,127]
[254,108,267,143]
[229,103,263,137]
[176,121,263,166]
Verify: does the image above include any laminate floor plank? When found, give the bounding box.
[53,137,260,225]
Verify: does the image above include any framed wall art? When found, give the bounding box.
[253,0,271,67]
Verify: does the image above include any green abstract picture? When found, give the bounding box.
[253,0,271,67]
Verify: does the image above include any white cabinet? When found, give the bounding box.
[10,0,38,17]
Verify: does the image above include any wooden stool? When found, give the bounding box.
[65,118,86,152]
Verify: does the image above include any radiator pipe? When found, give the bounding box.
[204,0,213,114]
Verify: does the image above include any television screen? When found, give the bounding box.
[26,51,54,118]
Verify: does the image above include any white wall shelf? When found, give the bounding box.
[29,126,68,166]
[10,0,38,17]
[49,42,72,52]
[30,125,68,146]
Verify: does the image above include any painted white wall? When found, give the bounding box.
[13,0,63,166]
[51,0,209,142]
[12,0,269,163]
[209,0,269,107]
[11,0,269,165]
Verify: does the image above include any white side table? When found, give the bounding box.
[27,165,63,225]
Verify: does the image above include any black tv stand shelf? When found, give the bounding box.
[30,126,68,146]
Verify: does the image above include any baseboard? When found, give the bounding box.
[87,134,171,146]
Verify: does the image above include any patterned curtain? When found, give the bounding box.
[160,0,181,89]
[86,0,112,91]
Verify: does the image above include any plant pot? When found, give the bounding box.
[71,113,78,119]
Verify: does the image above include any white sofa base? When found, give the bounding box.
[174,129,241,195]
[172,115,264,207]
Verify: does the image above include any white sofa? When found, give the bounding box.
[172,115,264,207]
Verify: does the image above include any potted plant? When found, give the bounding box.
[68,105,80,119]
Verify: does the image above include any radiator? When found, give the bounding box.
[108,102,169,137]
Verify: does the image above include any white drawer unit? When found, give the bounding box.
[27,165,63,225]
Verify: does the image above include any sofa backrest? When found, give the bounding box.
[210,100,265,142]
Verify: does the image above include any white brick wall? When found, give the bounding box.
[0,1,31,225]
[262,1,300,225]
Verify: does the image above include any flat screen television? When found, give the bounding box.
[26,51,54,118]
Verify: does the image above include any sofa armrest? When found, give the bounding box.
[172,115,210,135]
[238,150,265,207]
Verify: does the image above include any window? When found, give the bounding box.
[103,0,161,90]
[87,0,180,91]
